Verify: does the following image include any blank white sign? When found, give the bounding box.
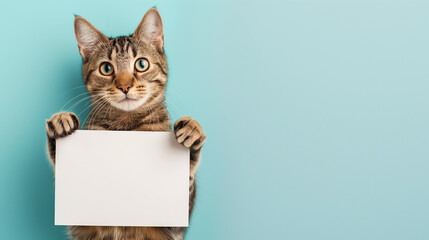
[55,130,189,227]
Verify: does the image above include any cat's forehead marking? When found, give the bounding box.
[109,36,136,72]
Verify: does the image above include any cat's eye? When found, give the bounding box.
[135,58,149,72]
[99,62,114,76]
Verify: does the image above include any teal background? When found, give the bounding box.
[1,0,429,239]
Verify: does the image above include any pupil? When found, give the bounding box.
[139,60,145,68]
[104,64,110,72]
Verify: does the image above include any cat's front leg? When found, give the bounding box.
[46,112,80,166]
[174,116,206,213]
[174,116,206,174]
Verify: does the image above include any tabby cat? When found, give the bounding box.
[45,8,206,240]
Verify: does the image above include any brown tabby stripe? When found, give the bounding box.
[155,62,167,76]
[47,121,56,136]
[47,136,56,164]
[189,182,196,214]
[71,114,79,128]
[84,69,94,84]
[152,79,165,87]
[108,47,113,60]
[111,36,132,54]
[130,43,137,57]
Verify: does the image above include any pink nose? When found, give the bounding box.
[117,83,132,94]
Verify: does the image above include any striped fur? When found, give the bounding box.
[45,8,206,240]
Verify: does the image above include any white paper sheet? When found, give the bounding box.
[55,130,189,226]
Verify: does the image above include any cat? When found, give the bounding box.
[45,8,206,240]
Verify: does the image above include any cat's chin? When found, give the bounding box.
[110,97,147,112]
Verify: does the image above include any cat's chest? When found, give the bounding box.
[113,227,167,240]
[84,120,171,132]
[69,226,171,240]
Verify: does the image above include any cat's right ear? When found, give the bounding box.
[132,8,164,52]
[74,16,108,60]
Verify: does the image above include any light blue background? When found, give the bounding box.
[1,0,429,239]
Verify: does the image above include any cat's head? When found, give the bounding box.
[74,8,167,112]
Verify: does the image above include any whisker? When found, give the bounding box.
[61,85,87,95]
[66,93,106,113]
[61,92,92,112]
[86,97,110,128]
[78,95,107,125]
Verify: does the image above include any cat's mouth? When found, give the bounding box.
[110,94,148,112]
[119,96,137,102]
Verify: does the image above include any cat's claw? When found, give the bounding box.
[174,116,206,150]
[46,112,80,139]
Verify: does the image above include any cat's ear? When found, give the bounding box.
[132,8,164,51]
[74,16,109,60]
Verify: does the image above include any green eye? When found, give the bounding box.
[135,58,149,72]
[99,62,113,76]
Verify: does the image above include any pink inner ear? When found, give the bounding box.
[74,17,108,59]
[134,9,164,49]
[147,22,162,38]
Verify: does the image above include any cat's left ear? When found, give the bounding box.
[132,8,164,52]
[74,16,109,60]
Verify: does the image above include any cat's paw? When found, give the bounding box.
[46,112,80,139]
[174,116,206,151]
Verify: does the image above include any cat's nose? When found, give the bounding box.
[117,83,132,94]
